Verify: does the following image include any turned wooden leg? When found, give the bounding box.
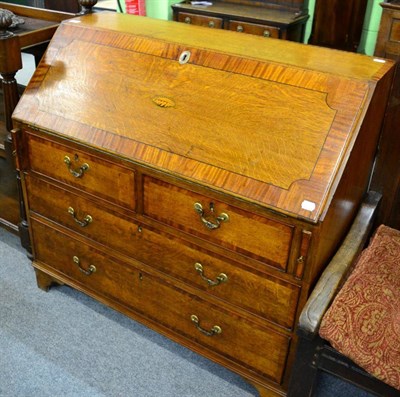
[0,16,23,133]
[34,268,62,292]
[1,72,19,132]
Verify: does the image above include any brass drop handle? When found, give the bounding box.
[64,155,89,178]
[236,25,244,32]
[263,30,271,37]
[68,207,93,227]
[184,16,191,24]
[190,314,222,336]
[194,202,229,230]
[208,21,215,28]
[73,256,96,276]
[194,262,228,286]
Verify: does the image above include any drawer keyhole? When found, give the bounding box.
[179,50,191,65]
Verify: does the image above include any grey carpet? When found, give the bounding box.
[0,227,374,397]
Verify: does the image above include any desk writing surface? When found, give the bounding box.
[13,13,394,222]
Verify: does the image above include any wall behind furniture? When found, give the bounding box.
[358,0,384,55]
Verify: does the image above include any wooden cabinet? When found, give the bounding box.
[12,13,394,396]
[172,1,308,42]
[375,1,400,60]
[369,1,400,229]
[309,0,368,51]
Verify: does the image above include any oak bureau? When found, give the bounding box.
[12,13,394,396]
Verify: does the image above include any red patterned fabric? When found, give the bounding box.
[319,225,400,391]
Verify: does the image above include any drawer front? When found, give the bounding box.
[228,20,280,38]
[177,12,223,29]
[26,177,300,329]
[26,133,136,210]
[31,219,290,385]
[143,177,294,271]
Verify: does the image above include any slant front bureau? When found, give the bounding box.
[12,13,394,397]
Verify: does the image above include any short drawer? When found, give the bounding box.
[228,20,280,38]
[177,12,223,29]
[26,133,136,210]
[26,177,300,329]
[143,176,294,271]
[31,219,290,385]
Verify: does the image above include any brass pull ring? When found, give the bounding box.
[64,155,89,178]
[73,256,96,276]
[194,202,229,230]
[190,315,222,336]
[208,21,215,28]
[68,207,93,227]
[194,262,228,286]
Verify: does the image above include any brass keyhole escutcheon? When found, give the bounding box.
[179,50,191,65]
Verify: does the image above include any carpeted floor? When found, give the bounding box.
[0,227,374,397]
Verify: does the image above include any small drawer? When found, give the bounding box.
[27,177,300,329]
[31,219,290,385]
[228,20,280,38]
[144,177,294,271]
[178,12,223,29]
[26,133,136,210]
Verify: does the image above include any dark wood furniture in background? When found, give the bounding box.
[309,0,368,51]
[0,2,75,237]
[171,0,308,42]
[12,13,393,397]
[7,0,81,13]
[43,0,80,13]
[370,0,400,230]
[0,0,97,243]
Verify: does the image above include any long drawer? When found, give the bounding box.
[143,176,294,271]
[26,176,300,329]
[30,218,291,385]
[26,133,136,210]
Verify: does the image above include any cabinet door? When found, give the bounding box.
[309,0,368,51]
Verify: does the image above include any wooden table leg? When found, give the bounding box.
[0,14,27,247]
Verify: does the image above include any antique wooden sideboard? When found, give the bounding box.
[12,13,394,396]
[171,0,308,42]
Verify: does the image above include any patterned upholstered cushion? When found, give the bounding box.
[319,225,400,391]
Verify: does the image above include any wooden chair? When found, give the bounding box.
[287,191,400,397]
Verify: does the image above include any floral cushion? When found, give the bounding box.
[319,225,400,391]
